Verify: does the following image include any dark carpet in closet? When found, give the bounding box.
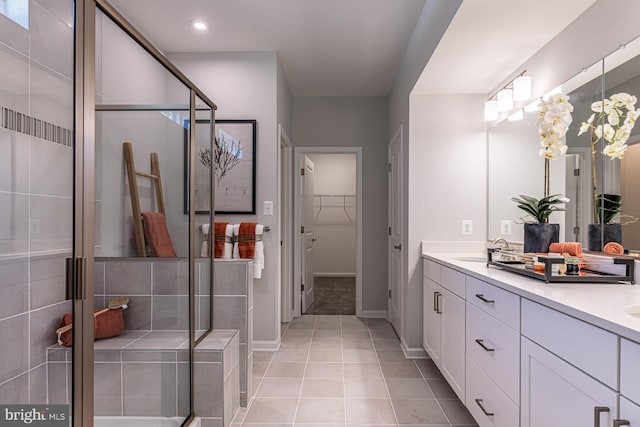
[305,277,355,315]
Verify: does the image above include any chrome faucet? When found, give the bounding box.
[491,237,511,251]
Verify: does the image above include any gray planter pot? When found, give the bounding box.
[588,223,622,252]
[524,223,560,253]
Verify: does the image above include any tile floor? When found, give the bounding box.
[233,315,478,427]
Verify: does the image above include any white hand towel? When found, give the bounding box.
[200,224,210,257]
[222,224,233,259]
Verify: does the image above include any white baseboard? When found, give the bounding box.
[360,310,387,318]
[401,340,428,359]
[313,273,357,277]
[253,339,281,352]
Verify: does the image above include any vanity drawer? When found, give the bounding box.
[466,302,519,403]
[621,338,640,404]
[423,259,441,283]
[441,266,465,298]
[521,299,617,389]
[466,356,519,427]
[466,276,520,330]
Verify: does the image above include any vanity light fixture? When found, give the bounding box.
[524,98,541,112]
[497,88,514,112]
[508,109,524,121]
[484,99,499,121]
[192,19,208,31]
[513,75,532,102]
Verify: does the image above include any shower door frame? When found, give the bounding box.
[73,1,217,425]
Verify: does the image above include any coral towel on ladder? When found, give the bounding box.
[237,222,257,258]
[141,212,176,257]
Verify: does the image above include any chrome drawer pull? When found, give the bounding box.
[614,420,630,427]
[475,294,495,304]
[475,339,495,352]
[474,399,494,416]
[594,407,609,427]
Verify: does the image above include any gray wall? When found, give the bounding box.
[168,52,283,347]
[387,0,462,352]
[292,96,389,312]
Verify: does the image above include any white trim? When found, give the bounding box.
[401,340,428,359]
[278,125,293,324]
[253,339,281,352]
[313,272,356,278]
[388,125,404,341]
[293,147,363,318]
[360,310,388,318]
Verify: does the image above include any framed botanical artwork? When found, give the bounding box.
[185,119,257,214]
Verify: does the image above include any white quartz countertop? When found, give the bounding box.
[422,250,640,343]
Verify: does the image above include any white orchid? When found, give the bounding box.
[579,92,638,160]
[537,93,573,161]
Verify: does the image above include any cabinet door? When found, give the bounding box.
[441,288,465,401]
[423,278,441,367]
[521,337,617,427]
[620,396,640,426]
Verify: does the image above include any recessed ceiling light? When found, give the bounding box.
[192,20,208,31]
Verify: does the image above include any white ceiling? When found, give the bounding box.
[413,0,599,95]
[109,0,427,96]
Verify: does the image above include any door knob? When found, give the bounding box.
[312,238,317,242]
[393,244,401,250]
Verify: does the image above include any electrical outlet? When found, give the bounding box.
[263,201,274,216]
[462,220,473,235]
[500,220,512,235]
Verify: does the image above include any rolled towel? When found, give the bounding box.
[236,222,257,259]
[232,223,265,279]
[201,223,234,258]
[549,242,583,257]
[214,222,229,258]
[603,242,624,255]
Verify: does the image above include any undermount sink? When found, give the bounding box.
[452,256,487,263]
[624,305,640,318]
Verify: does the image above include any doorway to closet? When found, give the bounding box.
[293,148,362,318]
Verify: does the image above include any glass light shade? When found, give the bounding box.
[484,100,499,121]
[192,20,208,31]
[513,75,532,101]
[508,109,523,121]
[497,89,513,112]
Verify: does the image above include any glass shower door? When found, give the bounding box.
[0,0,75,425]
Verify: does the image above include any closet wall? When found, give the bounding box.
[308,153,356,276]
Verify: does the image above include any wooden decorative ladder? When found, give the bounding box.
[123,142,166,257]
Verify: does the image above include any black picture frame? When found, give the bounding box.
[184,119,257,214]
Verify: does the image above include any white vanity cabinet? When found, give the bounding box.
[422,259,465,401]
[521,300,619,427]
[619,339,640,426]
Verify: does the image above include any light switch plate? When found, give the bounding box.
[462,220,473,235]
[263,201,274,216]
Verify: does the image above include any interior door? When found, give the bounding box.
[302,156,316,313]
[388,128,403,333]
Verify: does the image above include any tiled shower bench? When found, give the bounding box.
[46,329,240,427]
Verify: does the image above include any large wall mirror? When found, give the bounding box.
[488,33,640,255]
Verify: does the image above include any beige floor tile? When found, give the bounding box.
[255,378,303,398]
[295,398,345,423]
[414,358,442,379]
[344,378,388,398]
[341,329,371,339]
[305,362,344,378]
[369,325,398,339]
[345,399,396,424]
[342,349,377,363]
[300,377,345,398]
[315,316,342,329]
[343,363,383,381]
[376,350,407,364]
[380,362,423,379]
[284,329,315,338]
[281,337,312,349]
[313,329,342,339]
[385,378,435,399]
[310,338,342,350]
[372,338,402,350]
[342,338,374,350]
[265,362,306,378]
[243,424,293,427]
[391,398,448,424]
[307,349,343,363]
[272,348,310,363]
[243,398,298,423]
[427,378,457,399]
[253,352,276,362]
[294,424,344,427]
[439,398,478,425]
[253,361,270,378]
